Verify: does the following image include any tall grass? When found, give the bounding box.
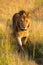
[0,0,43,65]
[0,18,43,65]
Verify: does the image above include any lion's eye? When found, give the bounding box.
[26,20,27,22]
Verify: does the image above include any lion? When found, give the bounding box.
[13,10,31,50]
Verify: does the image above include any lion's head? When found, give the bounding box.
[17,10,30,31]
[13,10,30,31]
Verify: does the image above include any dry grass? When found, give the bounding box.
[29,20,43,43]
[0,0,43,65]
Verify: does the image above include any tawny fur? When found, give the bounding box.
[13,10,30,49]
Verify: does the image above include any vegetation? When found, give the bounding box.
[0,0,43,65]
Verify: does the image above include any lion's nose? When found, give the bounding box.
[21,27,27,31]
[24,28,27,30]
[23,27,27,31]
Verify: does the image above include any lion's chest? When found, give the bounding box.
[17,30,29,38]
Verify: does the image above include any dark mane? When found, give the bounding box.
[19,10,26,16]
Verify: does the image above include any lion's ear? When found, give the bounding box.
[27,12,30,18]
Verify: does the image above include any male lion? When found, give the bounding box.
[13,10,30,50]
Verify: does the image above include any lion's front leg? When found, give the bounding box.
[17,37,24,51]
[23,36,28,45]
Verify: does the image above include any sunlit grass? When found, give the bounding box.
[0,18,43,65]
[0,0,43,65]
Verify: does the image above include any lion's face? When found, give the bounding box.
[19,13,30,31]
